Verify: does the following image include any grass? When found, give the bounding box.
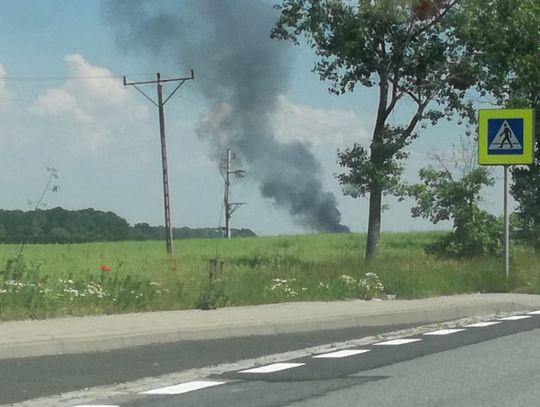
[0,231,539,320]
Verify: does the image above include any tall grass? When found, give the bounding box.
[0,232,539,320]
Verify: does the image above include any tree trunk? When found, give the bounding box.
[364,73,388,262]
[365,183,382,262]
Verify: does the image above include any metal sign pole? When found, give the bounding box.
[479,108,534,280]
[503,164,510,280]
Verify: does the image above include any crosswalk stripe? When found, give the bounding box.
[423,329,465,336]
[498,315,532,321]
[239,363,305,373]
[140,380,225,395]
[313,349,370,358]
[374,338,422,346]
[464,321,501,327]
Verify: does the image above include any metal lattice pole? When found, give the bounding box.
[220,148,246,239]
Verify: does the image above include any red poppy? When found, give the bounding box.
[100,265,112,272]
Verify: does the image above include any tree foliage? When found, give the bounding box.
[0,208,256,244]
[272,0,478,260]
[456,0,540,250]
[407,166,502,258]
[456,0,540,106]
[0,208,130,244]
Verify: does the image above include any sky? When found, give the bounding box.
[0,0,509,236]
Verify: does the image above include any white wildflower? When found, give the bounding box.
[339,274,357,286]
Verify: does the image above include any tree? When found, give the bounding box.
[49,227,72,244]
[455,0,540,250]
[272,0,476,261]
[407,166,502,257]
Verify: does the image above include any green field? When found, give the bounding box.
[1,232,539,320]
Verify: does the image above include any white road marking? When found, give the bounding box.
[140,380,226,395]
[423,329,465,336]
[373,338,422,346]
[313,349,370,358]
[498,315,532,321]
[72,405,119,407]
[465,321,501,327]
[239,362,305,373]
[527,310,540,315]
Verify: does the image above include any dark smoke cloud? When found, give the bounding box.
[103,0,349,232]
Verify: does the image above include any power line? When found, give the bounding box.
[2,68,439,164]
[0,74,153,82]
[0,67,434,155]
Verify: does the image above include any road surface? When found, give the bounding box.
[3,311,540,406]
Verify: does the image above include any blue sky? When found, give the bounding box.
[0,0,507,236]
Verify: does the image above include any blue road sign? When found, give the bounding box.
[478,108,534,165]
[487,118,524,155]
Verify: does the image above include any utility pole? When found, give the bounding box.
[123,71,194,254]
[220,148,246,238]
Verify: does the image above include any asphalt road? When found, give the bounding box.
[0,323,416,405]
[137,322,540,407]
[288,327,540,407]
[104,312,540,407]
[4,312,540,406]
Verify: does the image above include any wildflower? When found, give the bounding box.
[357,272,385,299]
[284,287,298,297]
[339,274,357,286]
[100,265,112,272]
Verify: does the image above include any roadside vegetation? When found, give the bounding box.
[0,207,255,244]
[272,0,540,262]
[1,232,539,320]
[1,0,538,322]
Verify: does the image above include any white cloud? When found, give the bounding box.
[34,88,93,123]
[275,95,371,148]
[30,54,149,153]
[0,54,176,224]
[0,64,13,108]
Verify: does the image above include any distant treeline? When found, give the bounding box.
[0,207,256,244]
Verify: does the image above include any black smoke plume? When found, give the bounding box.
[104,0,349,232]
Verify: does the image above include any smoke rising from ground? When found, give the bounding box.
[104,0,349,232]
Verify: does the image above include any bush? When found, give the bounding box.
[426,209,503,258]
[408,166,502,258]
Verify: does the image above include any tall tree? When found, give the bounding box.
[456,0,540,250]
[272,0,476,261]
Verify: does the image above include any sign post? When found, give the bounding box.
[478,108,535,280]
[503,164,509,280]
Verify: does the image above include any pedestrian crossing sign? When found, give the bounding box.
[478,109,535,165]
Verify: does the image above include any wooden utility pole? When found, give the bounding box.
[123,71,194,254]
[220,148,246,238]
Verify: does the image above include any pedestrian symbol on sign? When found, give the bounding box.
[487,118,524,155]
